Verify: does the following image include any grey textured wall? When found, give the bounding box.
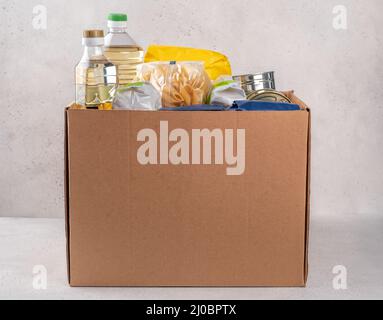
[0,0,382,218]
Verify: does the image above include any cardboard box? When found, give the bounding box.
[65,92,311,287]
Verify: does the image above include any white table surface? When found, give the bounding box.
[1,214,382,300]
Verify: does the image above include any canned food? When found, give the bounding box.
[248,89,291,103]
[233,72,276,94]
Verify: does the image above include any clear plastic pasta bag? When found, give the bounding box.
[137,61,212,108]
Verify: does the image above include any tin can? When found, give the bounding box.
[248,89,291,103]
[233,72,276,94]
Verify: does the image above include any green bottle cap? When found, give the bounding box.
[108,13,128,22]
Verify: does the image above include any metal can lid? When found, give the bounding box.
[248,89,291,103]
[233,72,275,83]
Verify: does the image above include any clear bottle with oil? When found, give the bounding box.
[104,13,144,85]
[75,30,117,109]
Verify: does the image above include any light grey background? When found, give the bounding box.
[0,0,382,218]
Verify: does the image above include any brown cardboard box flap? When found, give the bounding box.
[65,93,311,287]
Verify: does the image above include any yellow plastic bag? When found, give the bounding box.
[144,45,232,81]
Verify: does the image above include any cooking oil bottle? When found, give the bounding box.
[75,30,117,109]
[104,13,144,85]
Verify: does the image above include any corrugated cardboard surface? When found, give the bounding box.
[65,96,310,287]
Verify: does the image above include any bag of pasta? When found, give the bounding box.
[137,61,212,108]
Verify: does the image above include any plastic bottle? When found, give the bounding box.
[75,30,117,109]
[104,13,144,85]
